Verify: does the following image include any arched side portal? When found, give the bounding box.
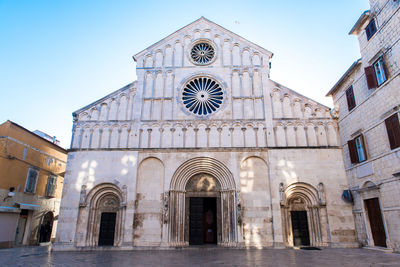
[76,183,126,247]
[168,157,237,247]
[280,182,329,247]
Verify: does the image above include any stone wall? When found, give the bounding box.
[55,149,357,250]
[329,0,400,252]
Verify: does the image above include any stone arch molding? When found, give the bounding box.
[283,182,320,207]
[75,183,126,247]
[170,157,236,191]
[280,182,330,247]
[168,157,238,247]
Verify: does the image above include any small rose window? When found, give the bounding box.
[190,42,215,65]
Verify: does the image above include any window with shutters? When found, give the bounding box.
[45,174,57,198]
[25,167,39,193]
[365,19,377,41]
[348,134,367,164]
[373,56,388,86]
[385,113,400,150]
[365,56,388,89]
[345,86,356,111]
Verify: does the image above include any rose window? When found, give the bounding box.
[182,77,223,116]
[190,42,215,65]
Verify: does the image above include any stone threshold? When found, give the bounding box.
[363,246,393,253]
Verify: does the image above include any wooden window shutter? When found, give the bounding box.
[26,169,38,193]
[46,175,57,197]
[380,56,389,80]
[348,139,358,163]
[359,134,366,152]
[346,86,356,111]
[359,134,367,160]
[385,113,400,149]
[365,66,377,89]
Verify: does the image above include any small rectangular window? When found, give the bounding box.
[25,168,39,193]
[45,174,57,198]
[365,19,377,40]
[345,86,356,111]
[373,56,388,86]
[347,134,367,164]
[385,113,400,150]
[365,56,389,89]
[355,135,367,162]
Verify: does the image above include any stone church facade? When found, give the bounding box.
[54,17,358,250]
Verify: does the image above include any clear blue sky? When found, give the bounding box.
[0,0,369,148]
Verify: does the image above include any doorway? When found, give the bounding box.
[98,212,116,246]
[189,197,217,245]
[291,210,310,246]
[39,211,54,243]
[364,198,386,247]
[14,209,28,245]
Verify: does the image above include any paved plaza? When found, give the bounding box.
[1,246,400,267]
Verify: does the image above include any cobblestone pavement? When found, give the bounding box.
[1,246,400,267]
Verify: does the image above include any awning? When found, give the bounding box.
[14,202,40,211]
[0,206,20,213]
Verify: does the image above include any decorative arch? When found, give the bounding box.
[168,157,237,247]
[280,182,329,247]
[134,157,164,246]
[362,180,377,189]
[284,182,320,207]
[240,156,272,246]
[76,183,126,247]
[170,157,235,191]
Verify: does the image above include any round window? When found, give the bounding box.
[190,42,215,65]
[182,77,223,116]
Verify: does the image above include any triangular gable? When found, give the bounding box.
[270,80,330,110]
[133,17,273,61]
[73,81,136,116]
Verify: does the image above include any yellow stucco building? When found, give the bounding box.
[0,120,67,248]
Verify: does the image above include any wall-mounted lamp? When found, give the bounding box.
[3,187,15,201]
[342,189,353,203]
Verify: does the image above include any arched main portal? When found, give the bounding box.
[168,157,237,247]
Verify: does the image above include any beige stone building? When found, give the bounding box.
[55,17,357,250]
[0,120,67,248]
[326,0,400,252]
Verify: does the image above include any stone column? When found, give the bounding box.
[319,206,330,246]
[220,190,237,247]
[168,190,186,246]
